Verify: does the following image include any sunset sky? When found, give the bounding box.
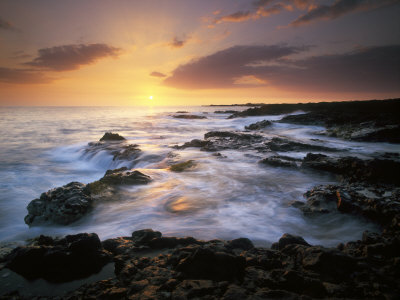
[0,0,399,106]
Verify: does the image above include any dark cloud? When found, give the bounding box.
[24,43,121,71]
[164,44,400,93]
[0,17,13,30]
[0,68,53,84]
[290,0,400,26]
[169,37,187,49]
[150,71,167,78]
[164,45,306,89]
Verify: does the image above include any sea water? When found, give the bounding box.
[1,106,397,246]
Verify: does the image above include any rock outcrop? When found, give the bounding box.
[24,182,92,226]
[5,233,111,282]
[245,120,272,130]
[25,168,151,226]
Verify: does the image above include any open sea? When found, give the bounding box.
[1,106,398,247]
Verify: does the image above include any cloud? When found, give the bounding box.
[169,37,187,49]
[290,0,400,26]
[164,45,306,89]
[24,43,121,71]
[0,17,14,30]
[214,11,254,24]
[164,44,400,93]
[0,67,53,84]
[150,71,167,78]
[257,3,292,17]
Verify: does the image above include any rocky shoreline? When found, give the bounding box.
[1,100,400,299]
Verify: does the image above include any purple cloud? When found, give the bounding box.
[24,43,121,71]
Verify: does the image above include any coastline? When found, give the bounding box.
[1,99,399,299]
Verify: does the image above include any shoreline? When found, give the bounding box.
[1,99,399,298]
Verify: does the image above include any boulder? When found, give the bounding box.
[176,248,246,281]
[131,229,162,245]
[271,233,311,250]
[226,238,254,251]
[300,185,339,215]
[169,160,196,172]
[99,132,126,141]
[24,182,92,226]
[245,120,272,130]
[6,233,111,282]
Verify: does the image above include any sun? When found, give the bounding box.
[149,95,153,100]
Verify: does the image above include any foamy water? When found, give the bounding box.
[1,106,397,246]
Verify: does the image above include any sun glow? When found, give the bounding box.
[149,95,153,100]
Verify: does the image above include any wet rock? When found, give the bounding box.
[24,182,92,226]
[175,111,188,113]
[300,185,339,215]
[131,229,162,245]
[148,236,201,249]
[87,168,151,197]
[6,233,110,282]
[245,120,272,130]
[302,153,400,185]
[271,234,311,250]
[301,246,357,283]
[260,155,299,168]
[86,141,141,164]
[173,139,211,150]
[226,238,254,251]
[214,110,237,114]
[172,114,207,119]
[99,132,126,141]
[176,248,246,281]
[266,137,338,152]
[169,160,196,172]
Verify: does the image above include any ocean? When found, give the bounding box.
[1,105,396,246]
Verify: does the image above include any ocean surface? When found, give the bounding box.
[1,106,397,247]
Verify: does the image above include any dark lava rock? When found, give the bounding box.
[173,139,211,150]
[214,110,237,114]
[11,226,397,299]
[260,155,299,168]
[226,238,254,251]
[271,233,311,250]
[204,131,256,139]
[266,137,338,152]
[300,185,339,215]
[176,111,188,113]
[132,229,162,245]
[172,114,207,119]
[174,131,264,152]
[245,120,272,130]
[98,169,151,186]
[24,182,92,226]
[99,132,126,141]
[6,233,110,282]
[176,248,246,281]
[302,153,400,185]
[86,141,141,164]
[148,236,201,249]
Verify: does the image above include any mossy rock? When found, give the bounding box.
[169,160,196,172]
